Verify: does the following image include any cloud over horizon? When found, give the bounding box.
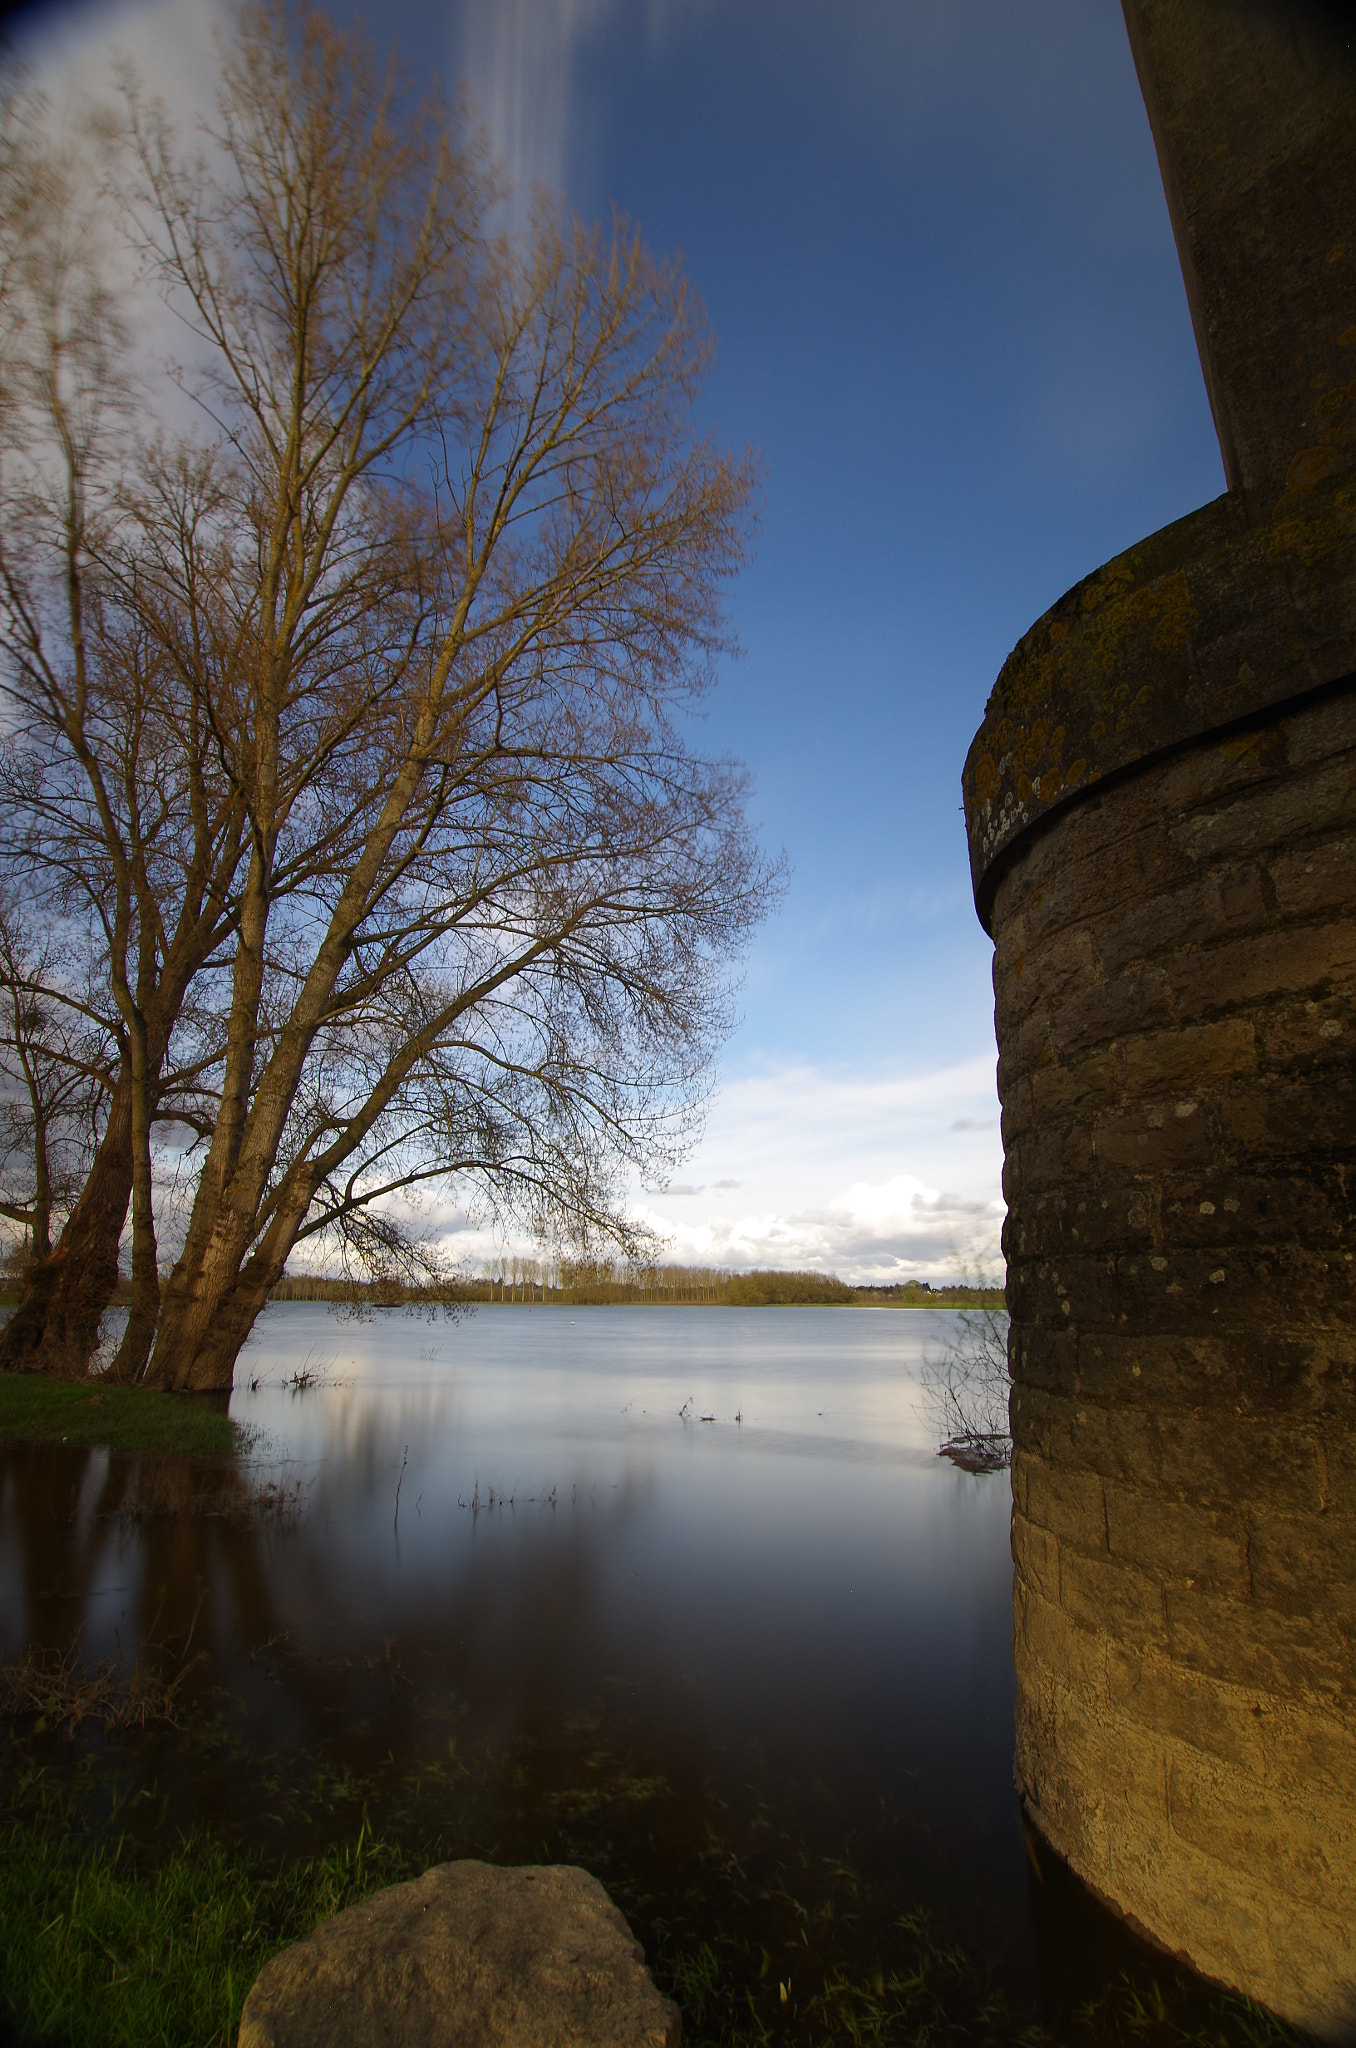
[631,1169,1000,1282]
[392,1052,1004,1285]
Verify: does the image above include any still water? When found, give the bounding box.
[0,1307,1282,2043]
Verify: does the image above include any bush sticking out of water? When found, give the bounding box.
[0,1641,203,1736]
[922,1299,1013,1472]
[0,1374,245,1458]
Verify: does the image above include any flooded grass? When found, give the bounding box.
[0,1771,420,2048]
[0,1373,247,1459]
[0,1693,1315,2048]
[0,1640,203,1735]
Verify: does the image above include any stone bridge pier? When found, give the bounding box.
[962,3,1355,2037]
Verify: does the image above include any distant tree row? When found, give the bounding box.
[264,1263,1005,1309]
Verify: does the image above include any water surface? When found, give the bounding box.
[0,1306,1277,2042]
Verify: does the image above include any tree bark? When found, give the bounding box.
[0,1079,132,1376]
[106,1022,161,1385]
[151,1199,303,1391]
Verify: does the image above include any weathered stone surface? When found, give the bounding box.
[237,1861,680,2048]
[962,8,1356,2030]
[992,697,1356,2040]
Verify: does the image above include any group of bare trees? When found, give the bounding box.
[0,7,777,1391]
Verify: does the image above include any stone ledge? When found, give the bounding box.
[963,478,1356,933]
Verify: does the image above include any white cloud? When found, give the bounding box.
[456,0,617,207]
[15,0,223,127]
[631,1171,1000,1284]
[628,1053,1005,1282]
[414,1052,1004,1285]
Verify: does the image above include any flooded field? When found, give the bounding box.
[0,1306,1301,2045]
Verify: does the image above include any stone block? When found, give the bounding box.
[1016,1580,1110,1698]
[1325,1426,1356,1518]
[1165,1583,1354,1699]
[1214,1077,1356,1162]
[1092,1105,1213,1171]
[1020,1252,1119,1328]
[1107,1644,1266,1774]
[1103,1485,1250,1594]
[1011,1512,1060,1602]
[1017,1387,1163,1490]
[1156,1413,1331,1516]
[1263,1899,1356,2046]
[237,1861,680,2048]
[1048,969,1177,1059]
[1262,999,1356,1075]
[1012,1323,1081,1396]
[1109,1836,1276,2027]
[1008,1115,1097,1186]
[1012,922,1100,1010]
[1280,693,1356,772]
[1028,1051,1123,1123]
[1075,1330,1240,1409]
[1120,1017,1257,1097]
[1090,873,1226,977]
[1169,921,1356,1019]
[1166,1747,1349,1914]
[1268,838,1356,918]
[1017,1450,1107,1543]
[1060,1547,1168,1646]
[1261,1700,1356,1808]
[1246,1506,1356,1619]
[1020,1685,1170,1871]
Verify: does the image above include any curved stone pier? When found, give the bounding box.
[963,2,1355,2035]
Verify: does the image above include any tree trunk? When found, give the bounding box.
[148,1172,313,1391]
[106,1032,161,1385]
[106,1222,160,1384]
[0,1082,132,1377]
[162,1263,277,1391]
[151,1229,295,1392]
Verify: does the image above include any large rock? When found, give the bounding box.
[237,1860,680,2048]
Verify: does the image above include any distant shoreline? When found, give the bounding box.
[264,1273,1006,1313]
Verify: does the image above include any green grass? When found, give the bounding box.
[0,1373,245,1458]
[0,1781,426,2048]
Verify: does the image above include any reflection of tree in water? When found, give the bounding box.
[0,1441,304,1761]
[0,1438,673,1842]
[1,1441,1281,2048]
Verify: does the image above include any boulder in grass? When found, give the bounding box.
[237,1860,680,2048]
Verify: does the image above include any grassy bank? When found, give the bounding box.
[0,1374,243,1457]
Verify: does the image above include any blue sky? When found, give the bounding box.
[14,0,1226,1279]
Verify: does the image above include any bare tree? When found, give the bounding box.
[0,84,255,1376]
[0,7,778,1390]
[0,899,114,1269]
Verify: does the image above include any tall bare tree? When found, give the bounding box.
[0,6,777,1392]
[0,84,254,1375]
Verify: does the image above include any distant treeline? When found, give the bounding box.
[266,1263,1005,1310]
[853,1281,1006,1308]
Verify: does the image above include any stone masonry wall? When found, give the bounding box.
[994,686,1356,2038]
